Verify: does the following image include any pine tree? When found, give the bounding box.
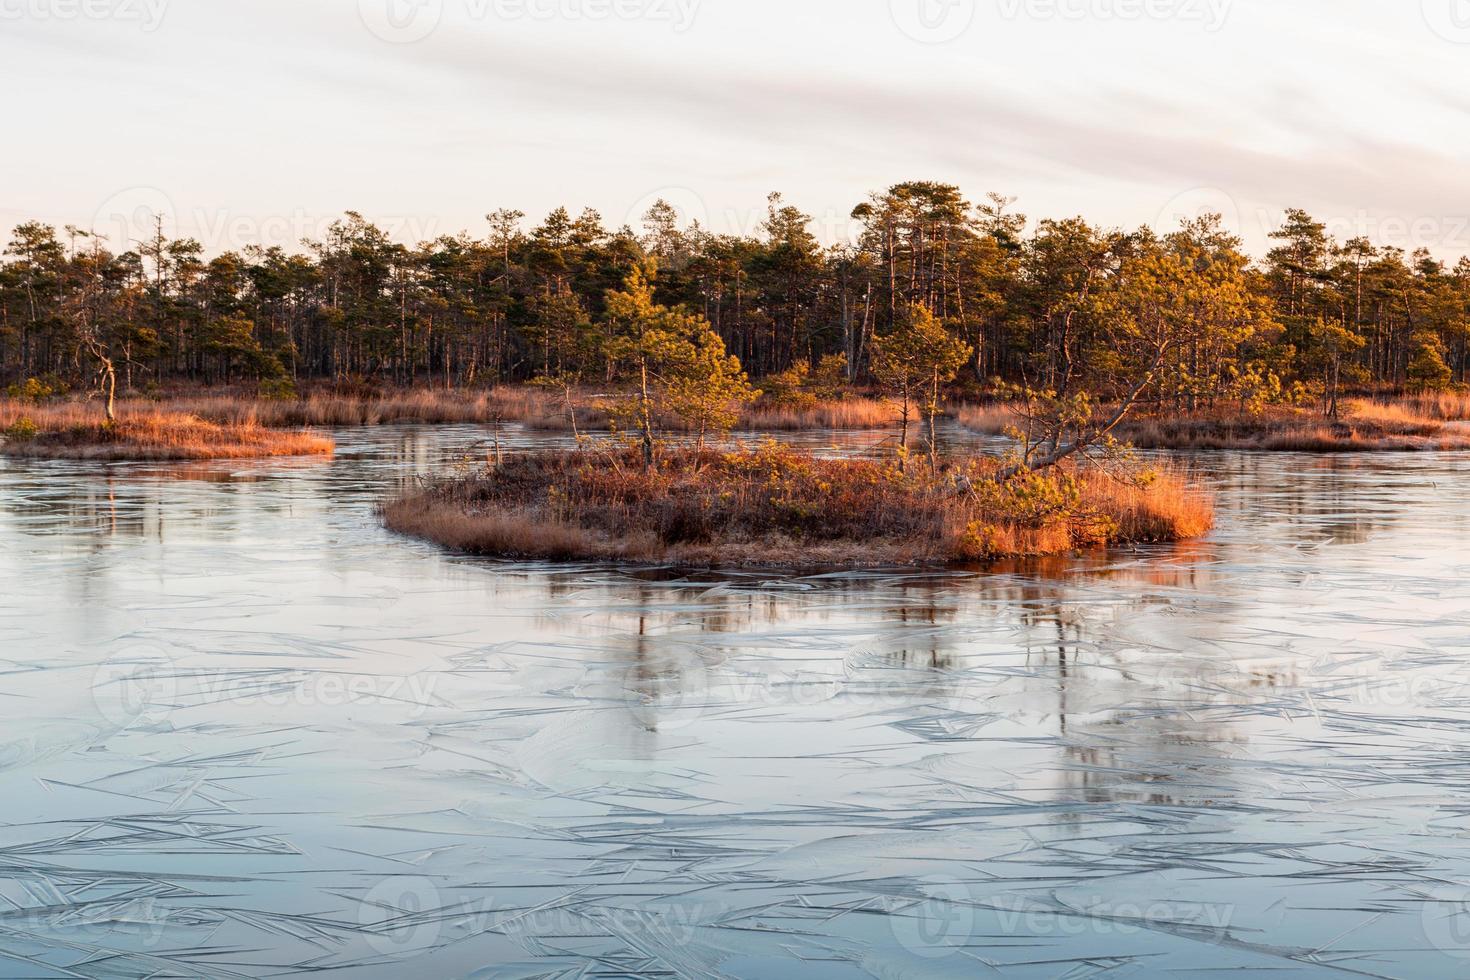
[869,303,972,470]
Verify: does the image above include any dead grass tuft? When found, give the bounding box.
[0,403,333,460]
[383,445,1213,568]
[740,397,896,431]
[1392,391,1470,422]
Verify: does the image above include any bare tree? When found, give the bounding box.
[62,228,119,424]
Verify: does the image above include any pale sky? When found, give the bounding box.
[6,0,1470,259]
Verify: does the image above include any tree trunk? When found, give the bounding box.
[639,359,655,468]
[993,346,1168,483]
[898,393,911,473]
[927,370,941,469]
[102,359,117,424]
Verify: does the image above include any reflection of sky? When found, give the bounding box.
[8,1,1470,259]
[2,426,1470,973]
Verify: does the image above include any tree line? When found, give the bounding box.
[3,183,1468,411]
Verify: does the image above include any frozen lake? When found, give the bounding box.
[3,424,1470,978]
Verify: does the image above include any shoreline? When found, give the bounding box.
[957,400,1470,453]
[1,388,897,434]
[9,387,1470,458]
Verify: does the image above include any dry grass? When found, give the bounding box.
[0,402,333,460]
[15,386,905,434]
[740,397,895,430]
[957,401,1470,452]
[1371,391,1470,422]
[955,403,1013,435]
[524,394,898,432]
[139,388,557,428]
[383,444,1214,568]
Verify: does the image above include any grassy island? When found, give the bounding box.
[960,399,1470,453]
[0,405,333,461]
[384,444,1214,567]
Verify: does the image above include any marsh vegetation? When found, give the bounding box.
[0,401,333,460]
[385,443,1213,566]
[381,271,1214,566]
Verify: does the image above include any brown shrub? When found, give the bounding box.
[383,444,1214,568]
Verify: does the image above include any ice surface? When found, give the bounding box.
[0,424,1469,977]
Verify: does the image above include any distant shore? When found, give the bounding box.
[6,385,1469,458]
[2,385,898,433]
[958,398,1470,453]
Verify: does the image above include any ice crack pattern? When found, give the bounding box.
[1,424,1469,977]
